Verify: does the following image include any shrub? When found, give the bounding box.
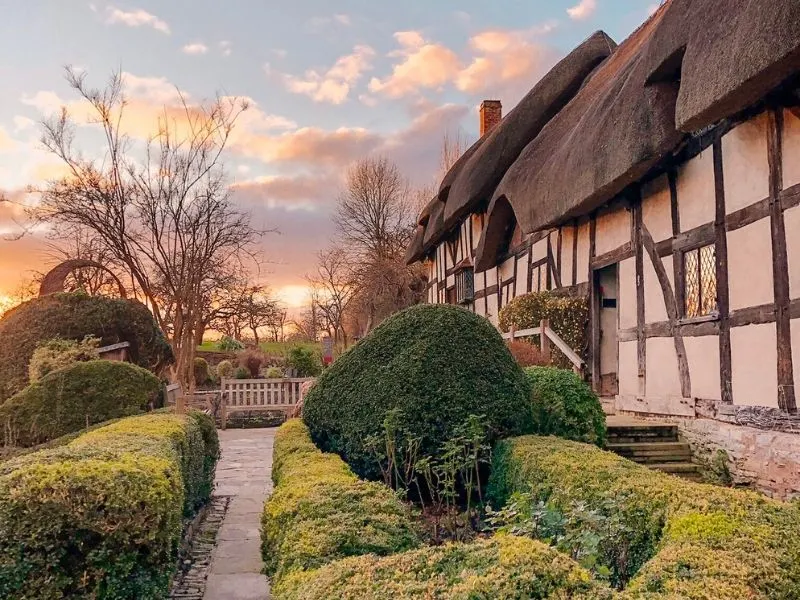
[525,367,606,446]
[487,435,800,596]
[194,356,210,386]
[506,340,549,367]
[28,335,101,382]
[217,336,245,351]
[239,348,264,377]
[262,420,421,589]
[0,411,218,599]
[277,534,611,600]
[216,359,234,379]
[0,292,173,402]
[234,366,251,379]
[499,291,589,370]
[303,304,532,479]
[264,366,284,379]
[0,360,162,447]
[287,346,322,377]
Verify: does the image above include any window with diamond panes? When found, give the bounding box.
[684,244,717,318]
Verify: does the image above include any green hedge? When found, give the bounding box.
[278,534,612,600]
[302,304,532,479]
[0,292,173,402]
[262,420,421,594]
[0,411,218,599]
[487,435,800,597]
[499,291,589,370]
[525,367,606,446]
[0,360,162,447]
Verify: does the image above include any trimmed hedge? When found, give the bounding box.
[0,292,173,402]
[0,360,162,447]
[0,411,218,599]
[487,435,800,597]
[262,420,421,593]
[278,534,612,600]
[302,304,532,479]
[525,366,606,446]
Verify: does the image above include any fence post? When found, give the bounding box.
[540,318,551,363]
[221,391,227,430]
[510,324,516,341]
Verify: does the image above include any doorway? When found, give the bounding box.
[596,264,619,397]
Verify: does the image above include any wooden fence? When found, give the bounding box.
[501,318,585,374]
[220,378,314,428]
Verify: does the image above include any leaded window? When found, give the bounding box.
[684,244,717,318]
[455,268,475,305]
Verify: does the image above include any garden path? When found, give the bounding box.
[204,428,275,600]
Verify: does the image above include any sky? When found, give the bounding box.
[0,0,660,310]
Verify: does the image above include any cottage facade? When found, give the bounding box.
[407,1,800,496]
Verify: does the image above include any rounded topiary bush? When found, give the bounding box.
[0,360,162,447]
[194,357,210,386]
[302,304,533,479]
[525,366,606,446]
[0,292,173,402]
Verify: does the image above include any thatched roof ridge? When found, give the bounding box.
[405,225,426,265]
[442,31,617,232]
[422,199,446,248]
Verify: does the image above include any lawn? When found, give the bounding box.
[197,339,321,357]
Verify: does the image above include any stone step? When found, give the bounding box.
[608,442,692,463]
[606,425,679,444]
[649,462,702,474]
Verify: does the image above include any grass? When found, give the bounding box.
[197,340,321,357]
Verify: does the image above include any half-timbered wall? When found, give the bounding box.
[424,107,800,416]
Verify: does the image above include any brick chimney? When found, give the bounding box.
[479,100,502,136]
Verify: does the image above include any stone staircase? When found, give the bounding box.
[606,419,703,481]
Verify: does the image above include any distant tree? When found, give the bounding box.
[306,247,357,347]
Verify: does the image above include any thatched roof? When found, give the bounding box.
[442,31,617,232]
[405,225,426,264]
[422,199,446,249]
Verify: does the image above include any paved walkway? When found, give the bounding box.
[204,428,275,600]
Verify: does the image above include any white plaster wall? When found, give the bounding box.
[677,147,716,231]
[644,254,673,324]
[646,337,682,399]
[684,336,721,401]
[727,218,774,311]
[517,252,530,295]
[595,207,631,256]
[539,265,549,292]
[730,323,778,408]
[790,318,800,395]
[485,266,498,287]
[723,113,770,214]
[785,204,800,300]
[642,174,673,243]
[783,109,800,189]
[498,256,515,283]
[576,222,590,284]
[560,226,574,287]
[532,238,547,262]
[486,293,499,325]
[619,257,637,330]
[618,340,639,397]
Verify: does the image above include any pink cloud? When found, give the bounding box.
[182,42,208,55]
[105,6,170,34]
[567,0,597,20]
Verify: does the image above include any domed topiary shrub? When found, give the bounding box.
[0,360,162,447]
[0,292,173,402]
[525,366,606,446]
[302,304,533,479]
[194,357,210,386]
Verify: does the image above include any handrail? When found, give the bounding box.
[502,319,584,373]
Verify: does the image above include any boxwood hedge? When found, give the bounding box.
[0,360,162,447]
[302,304,532,479]
[487,435,800,598]
[262,420,421,593]
[0,411,218,599]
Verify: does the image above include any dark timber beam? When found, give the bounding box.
[713,139,734,405]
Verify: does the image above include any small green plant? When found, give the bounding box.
[28,336,101,382]
[216,360,234,379]
[264,366,284,379]
[234,366,251,379]
[217,336,245,351]
[287,346,322,377]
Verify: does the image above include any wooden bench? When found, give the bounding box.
[219,378,314,429]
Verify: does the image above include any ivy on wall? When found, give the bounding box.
[498,291,589,370]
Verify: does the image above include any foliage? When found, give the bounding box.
[193,357,210,386]
[262,420,421,590]
[276,534,611,600]
[216,359,234,379]
[217,335,245,352]
[0,411,218,599]
[487,435,800,596]
[287,346,322,377]
[234,366,251,379]
[499,291,589,370]
[238,348,264,377]
[303,304,532,480]
[525,367,606,446]
[264,366,284,379]
[28,335,101,382]
[0,292,173,403]
[506,339,549,368]
[0,360,162,448]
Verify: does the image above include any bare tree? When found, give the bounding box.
[307,247,357,347]
[43,229,127,297]
[439,127,470,182]
[33,68,260,394]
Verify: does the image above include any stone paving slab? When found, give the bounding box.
[203,428,276,600]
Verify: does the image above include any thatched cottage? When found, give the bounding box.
[406,0,800,497]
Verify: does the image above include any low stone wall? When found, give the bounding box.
[219,410,286,429]
[677,418,800,500]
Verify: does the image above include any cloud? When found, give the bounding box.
[12,116,36,133]
[233,172,343,211]
[272,45,376,105]
[567,0,597,20]
[0,127,16,152]
[105,6,170,34]
[307,14,353,31]
[182,42,208,55]
[220,41,232,57]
